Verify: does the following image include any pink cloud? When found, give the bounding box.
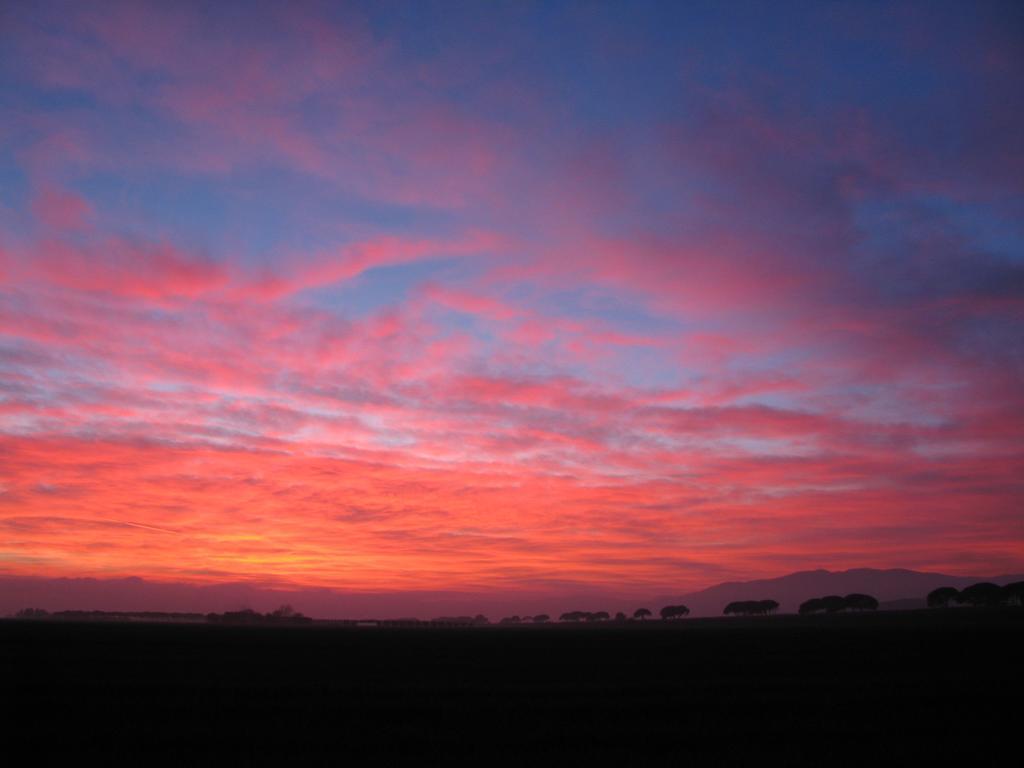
[31,185,93,231]
[236,230,504,301]
[28,237,227,301]
[2,1,1021,604]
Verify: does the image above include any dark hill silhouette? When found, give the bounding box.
[655,568,1024,617]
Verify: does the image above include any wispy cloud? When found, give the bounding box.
[1,0,1021,600]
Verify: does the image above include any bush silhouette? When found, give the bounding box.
[633,608,652,621]
[532,614,550,624]
[927,586,960,608]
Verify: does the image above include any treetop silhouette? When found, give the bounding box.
[957,582,1006,607]
[659,604,690,620]
[798,593,879,615]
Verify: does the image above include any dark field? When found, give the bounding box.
[5,610,1022,763]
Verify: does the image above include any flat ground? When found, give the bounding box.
[4,609,1021,763]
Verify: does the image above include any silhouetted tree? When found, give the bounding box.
[1004,582,1024,607]
[499,615,522,625]
[822,595,847,613]
[957,582,1006,607]
[660,604,690,620]
[927,587,960,608]
[844,593,878,611]
[533,614,550,624]
[560,611,587,622]
[588,611,610,622]
[615,612,627,622]
[758,599,780,614]
[799,598,825,615]
[271,604,296,618]
[473,614,490,625]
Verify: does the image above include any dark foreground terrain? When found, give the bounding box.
[5,609,1022,763]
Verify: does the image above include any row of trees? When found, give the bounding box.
[513,606,691,623]
[927,581,1024,608]
[12,605,313,624]
[498,614,550,624]
[295,584,1024,625]
[206,606,313,625]
[511,595,888,623]
[16,582,1024,626]
[502,583,1022,623]
[799,593,879,614]
[558,611,610,622]
[724,600,780,616]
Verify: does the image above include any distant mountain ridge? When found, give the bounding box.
[657,568,1024,617]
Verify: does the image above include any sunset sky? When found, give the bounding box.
[1,1,1022,615]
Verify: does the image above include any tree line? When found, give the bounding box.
[723,600,780,616]
[552,605,692,623]
[480,607,690,624]
[798,593,880,614]
[13,581,1024,625]
[205,606,313,625]
[927,581,1024,608]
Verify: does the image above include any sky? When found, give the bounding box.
[1,1,1022,616]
